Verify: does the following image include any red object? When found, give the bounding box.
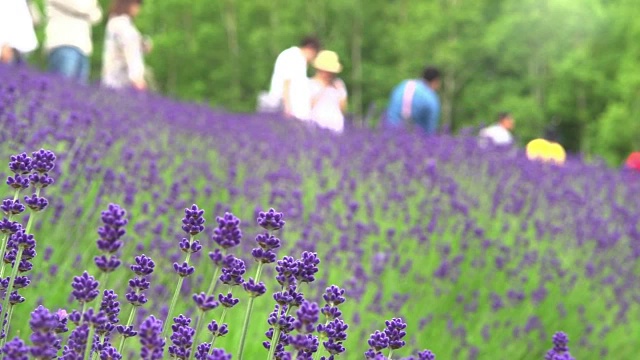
[625,152,640,171]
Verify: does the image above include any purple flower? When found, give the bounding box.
[267,304,295,333]
[1,199,24,215]
[275,256,298,287]
[416,349,436,360]
[255,233,281,251]
[295,252,320,284]
[192,292,219,312]
[218,292,240,308]
[181,204,205,236]
[6,174,29,190]
[28,172,54,188]
[545,331,575,360]
[317,318,348,355]
[384,318,407,350]
[94,255,121,273]
[31,149,56,174]
[273,287,304,308]
[251,248,277,264]
[2,337,28,360]
[83,308,108,328]
[257,208,285,231]
[212,212,242,249]
[178,237,202,254]
[98,290,120,333]
[139,315,165,360]
[60,323,90,358]
[115,325,137,338]
[96,204,128,255]
[207,320,228,337]
[71,271,100,304]
[289,333,319,355]
[294,301,319,334]
[0,219,21,235]
[219,256,245,286]
[126,277,151,306]
[131,254,155,276]
[8,153,33,174]
[169,315,195,359]
[23,194,48,212]
[173,262,195,277]
[8,230,35,250]
[29,305,63,359]
[99,344,122,360]
[242,278,267,297]
[367,330,389,352]
[323,286,346,306]
[8,291,24,305]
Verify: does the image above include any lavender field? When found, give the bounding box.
[1,64,638,359]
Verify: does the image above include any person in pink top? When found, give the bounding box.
[309,50,348,134]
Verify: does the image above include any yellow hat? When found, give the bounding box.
[526,138,566,165]
[526,139,550,161]
[546,142,566,165]
[313,50,343,74]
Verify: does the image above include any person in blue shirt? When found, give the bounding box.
[386,66,441,134]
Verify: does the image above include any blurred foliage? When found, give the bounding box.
[28,0,640,165]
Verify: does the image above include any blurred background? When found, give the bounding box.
[24,0,640,165]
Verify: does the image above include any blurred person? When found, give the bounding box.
[309,50,348,134]
[260,36,321,120]
[386,66,441,135]
[44,0,103,83]
[479,112,515,146]
[102,0,148,90]
[0,0,38,65]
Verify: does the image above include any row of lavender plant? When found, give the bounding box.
[0,150,578,359]
[1,65,636,358]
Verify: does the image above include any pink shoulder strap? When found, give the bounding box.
[401,80,418,119]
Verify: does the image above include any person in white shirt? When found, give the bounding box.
[44,0,103,83]
[309,50,348,134]
[265,36,321,121]
[479,112,515,146]
[0,0,38,65]
[102,0,149,91]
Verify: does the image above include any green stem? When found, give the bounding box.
[208,307,228,355]
[0,189,27,279]
[266,327,281,360]
[83,323,96,360]
[163,239,193,336]
[313,317,330,360]
[117,305,137,354]
[206,265,221,296]
[237,261,264,360]
[0,246,23,345]
[4,303,15,348]
[93,335,105,360]
[188,309,205,360]
[388,349,394,359]
[267,296,295,360]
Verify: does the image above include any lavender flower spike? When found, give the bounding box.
[257,208,285,231]
[71,271,100,304]
[139,315,165,360]
[2,337,28,360]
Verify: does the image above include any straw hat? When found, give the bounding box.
[313,50,343,73]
